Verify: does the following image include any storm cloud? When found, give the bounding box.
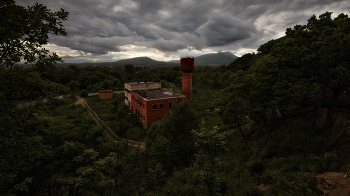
[16,0,350,61]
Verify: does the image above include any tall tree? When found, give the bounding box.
[221,12,350,135]
[0,1,69,195]
[146,101,199,172]
[123,64,135,81]
[270,12,350,105]
[192,120,228,195]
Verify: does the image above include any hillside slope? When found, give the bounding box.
[315,108,350,170]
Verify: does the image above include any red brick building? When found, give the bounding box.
[99,90,113,99]
[124,57,194,128]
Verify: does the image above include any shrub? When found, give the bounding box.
[80,90,88,97]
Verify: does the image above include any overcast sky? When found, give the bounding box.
[17,0,350,62]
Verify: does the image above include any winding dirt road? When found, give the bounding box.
[75,96,146,149]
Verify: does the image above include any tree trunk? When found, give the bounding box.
[237,118,249,147]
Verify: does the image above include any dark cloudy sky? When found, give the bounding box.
[17,0,350,62]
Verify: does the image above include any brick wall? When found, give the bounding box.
[130,92,184,128]
[99,90,113,99]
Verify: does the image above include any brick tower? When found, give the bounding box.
[180,57,194,99]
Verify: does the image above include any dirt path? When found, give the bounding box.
[307,172,350,195]
[75,96,146,149]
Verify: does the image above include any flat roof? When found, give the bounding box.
[132,88,185,101]
[125,81,159,85]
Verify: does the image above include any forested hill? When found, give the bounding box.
[58,57,177,67]
[169,52,238,65]
[194,52,237,65]
[115,57,175,66]
[60,52,237,67]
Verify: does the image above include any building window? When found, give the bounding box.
[153,104,157,110]
[169,102,172,109]
[160,103,163,109]
[140,102,142,107]
[138,100,139,105]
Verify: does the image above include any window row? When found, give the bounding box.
[153,102,171,110]
[135,109,145,121]
[133,97,145,108]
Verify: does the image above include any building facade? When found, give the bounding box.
[125,82,185,128]
[124,57,194,128]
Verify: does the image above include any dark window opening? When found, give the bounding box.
[160,103,163,109]
[169,102,172,109]
[153,104,157,110]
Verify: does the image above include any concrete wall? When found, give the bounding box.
[89,91,123,97]
[88,92,99,97]
[124,82,161,109]
[125,82,161,91]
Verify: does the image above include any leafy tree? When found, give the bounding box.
[114,102,141,137]
[124,64,135,80]
[0,0,68,73]
[226,53,257,72]
[141,89,149,98]
[66,80,80,92]
[0,1,69,194]
[192,120,228,195]
[221,12,350,136]
[270,12,350,105]
[146,101,199,172]
[80,90,88,97]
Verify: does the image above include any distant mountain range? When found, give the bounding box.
[168,52,237,65]
[62,52,238,66]
[115,57,171,66]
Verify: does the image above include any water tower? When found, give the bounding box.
[180,57,194,99]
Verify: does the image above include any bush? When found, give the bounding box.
[248,160,265,176]
[80,90,88,97]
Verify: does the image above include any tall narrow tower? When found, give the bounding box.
[180,57,194,99]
